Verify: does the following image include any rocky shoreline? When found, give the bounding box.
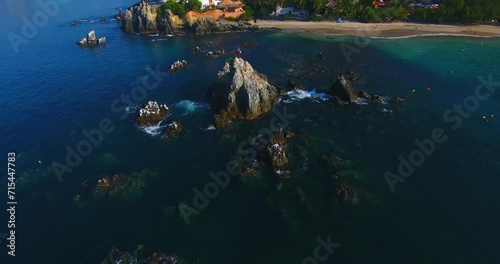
[117,1,257,36]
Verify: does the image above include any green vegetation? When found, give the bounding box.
[160,0,203,18]
[239,6,254,21]
[241,0,499,24]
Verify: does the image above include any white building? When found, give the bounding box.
[273,6,307,17]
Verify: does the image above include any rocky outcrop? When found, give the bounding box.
[77,30,106,46]
[93,174,144,199]
[265,130,294,172]
[206,50,225,57]
[120,1,255,36]
[157,9,184,35]
[121,1,183,35]
[114,8,124,22]
[169,60,188,72]
[163,121,182,137]
[136,101,170,126]
[208,58,278,128]
[122,1,158,34]
[329,75,358,104]
[192,46,202,53]
[357,91,406,104]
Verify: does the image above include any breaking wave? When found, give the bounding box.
[172,100,209,116]
[139,122,165,136]
[283,89,332,103]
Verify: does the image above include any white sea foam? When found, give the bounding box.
[140,121,165,136]
[125,106,138,113]
[284,89,331,103]
[202,124,216,131]
[380,96,391,105]
[369,33,494,40]
[356,98,369,105]
[173,100,209,115]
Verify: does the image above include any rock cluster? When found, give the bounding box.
[208,58,278,128]
[169,60,188,72]
[323,153,358,203]
[93,174,144,199]
[77,30,106,46]
[163,121,182,137]
[206,50,225,57]
[265,130,294,171]
[101,245,183,264]
[187,18,256,35]
[358,91,405,104]
[136,101,170,126]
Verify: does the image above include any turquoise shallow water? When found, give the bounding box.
[1,1,500,264]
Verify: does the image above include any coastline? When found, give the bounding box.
[254,20,500,38]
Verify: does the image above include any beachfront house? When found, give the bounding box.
[216,0,245,18]
[200,0,222,9]
[273,6,307,17]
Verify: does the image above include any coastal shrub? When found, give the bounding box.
[225,16,237,22]
[185,0,202,12]
[284,13,291,20]
[239,6,253,21]
[360,7,380,22]
[309,13,323,21]
[390,7,408,20]
[161,0,186,18]
[333,0,357,19]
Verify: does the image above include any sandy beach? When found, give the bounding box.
[255,20,500,37]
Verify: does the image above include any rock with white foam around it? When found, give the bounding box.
[163,121,182,137]
[77,30,106,46]
[136,101,169,126]
[169,60,188,72]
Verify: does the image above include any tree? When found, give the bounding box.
[186,0,202,12]
[162,0,187,17]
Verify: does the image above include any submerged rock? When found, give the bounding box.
[93,174,144,199]
[101,245,183,264]
[208,58,278,128]
[329,75,357,104]
[323,153,359,203]
[169,60,188,72]
[136,101,170,126]
[242,40,257,47]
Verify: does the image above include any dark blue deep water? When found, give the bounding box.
[1,1,500,263]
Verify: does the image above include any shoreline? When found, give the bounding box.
[254,20,500,38]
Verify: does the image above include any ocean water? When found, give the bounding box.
[1,1,500,264]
